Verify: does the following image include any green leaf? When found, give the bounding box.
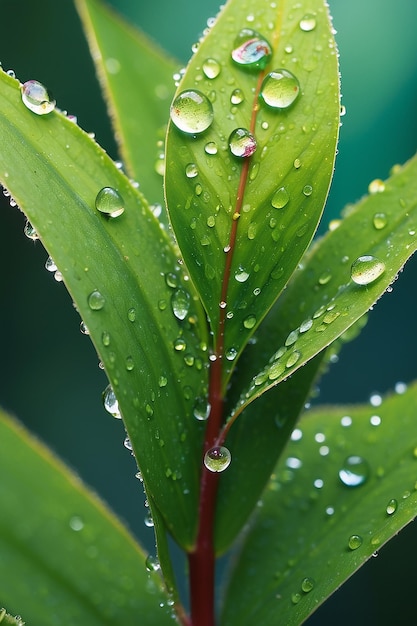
[0,408,174,625]
[233,154,417,416]
[75,0,178,207]
[0,69,208,549]
[165,0,339,369]
[222,382,417,625]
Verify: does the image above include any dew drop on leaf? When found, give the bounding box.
[234,266,250,282]
[204,141,218,155]
[24,220,39,240]
[368,178,385,194]
[202,58,221,79]
[204,446,232,472]
[259,69,300,109]
[95,187,125,218]
[228,128,257,158]
[170,90,214,134]
[102,384,121,418]
[303,184,313,197]
[372,212,387,230]
[348,534,363,550]
[171,288,191,321]
[243,314,257,329]
[230,88,245,105]
[386,498,398,515]
[231,29,272,70]
[193,397,211,421]
[271,186,290,208]
[339,456,370,487]
[21,79,56,115]
[88,290,105,310]
[351,255,385,285]
[301,577,315,593]
[299,14,317,31]
[185,163,199,178]
[145,555,160,572]
[127,307,136,322]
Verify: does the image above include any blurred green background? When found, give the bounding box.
[0,0,416,623]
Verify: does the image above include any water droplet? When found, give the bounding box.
[225,347,238,361]
[24,220,39,240]
[230,88,245,105]
[127,307,136,322]
[45,256,57,272]
[21,79,56,115]
[202,58,221,79]
[373,213,387,230]
[174,338,187,352]
[386,498,398,515]
[286,350,301,368]
[170,90,214,134]
[271,186,289,208]
[243,314,257,329]
[348,534,363,550]
[339,456,370,487]
[259,69,300,109]
[300,319,313,333]
[291,592,302,605]
[69,516,84,531]
[228,128,257,158]
[145,555,160,572]
[204,446,232,472]
[368,179,385,194]
[234,266,250,282]
[303,184,313,197]
[80,321,89,335]
[231,29,272,70]
[125,356,135,371]
[370,414,381,426]
[102,331,111,346]
[205,141,218,155]
[171,288,191,320]
[158,375,168,388]
[88,290,105,310]
[299,14,317,31]
[351,255,385,285]
[102,384,121,418]
[301,577,315,593]
[185,163,199,178]
[95,187,125,218]
[293,158,301,169]
[193,398,211,421]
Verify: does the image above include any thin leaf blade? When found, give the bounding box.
[222,383,417,626]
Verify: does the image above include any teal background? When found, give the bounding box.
[0,1,416,623]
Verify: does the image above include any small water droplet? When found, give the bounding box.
[202,58,221,79]
[204,446,232,472]
[386,498,398,515]
[299,319,313,333]
[103,384,121,418]
[230,88,245,105]
[88,290,105,310]
[260,69,300,109]
[286,350,301,368]
[193,398,211,421]
[229,128,257,158]
[95,187,125,217]
[158,375,168,388]
[351,255,385,285]
[293,158,301,169]
[348,534,363,550]
[373,213,387,230]
[171,288,191,320]
[368,179,385,194]
[24,220,39,240]
[80,321,89,335]
[170,90,214,134]
[185,163,199,178]
[45,256,57,272]
[225,347,238,361]
[299,14,317,31]
[271,186,289,208]
[127,307,136,322]
[303,184,313,197]
[145,555,160,572]
[301,577,315,593]
[102,330,111,346]
[205,141,218,155]
[69,516,84,531]
[243,314,257,329]
[174,338,187,352]
[234,266,250,282]
[339,456,370,487]
[231,29,272,70]
[21,79,56,115]
[125,356,135,371]
[291,592,302,605]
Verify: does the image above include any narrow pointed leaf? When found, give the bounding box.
[222,383,417,626]
[76,0,177,207]
[0,409,174,625]
[0,69,208,549]
[165,0,339,368]
[233,154,417,417]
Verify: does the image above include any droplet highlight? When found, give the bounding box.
[339,456,370,487]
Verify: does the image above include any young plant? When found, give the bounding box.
[1,0,416,624]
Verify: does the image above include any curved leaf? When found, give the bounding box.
[75,0,177,208]
[165,0,339,371]
[0,69,208,549]
[0,409,173,625]
[222,382,417,625]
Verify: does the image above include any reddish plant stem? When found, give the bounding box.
[188,71,266,626]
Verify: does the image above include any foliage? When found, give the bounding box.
[0,0,416,624]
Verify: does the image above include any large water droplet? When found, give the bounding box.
[171,288,191,320]
[299,14,317,31]
[348,534,363,550]
[386,498,398,515]
[271,186,289,208]
[204,446,232,472]
[229,128,257,158]
[234,266,250,282]
[231,29,272,70]
[301,577,315,593]
[373,213,387,230]
[202,58,221,79]
[243,314,257,329]
[88,290,105,310]
[185,163,199,178]
[339,456,370,487]
[95,187,125,218]
[145,555,160,572]
[259,70,300,109]
[351,255,385,285]
[230,88,245,105]
[205,141,218,155]
[193,397,211,421]
[102,384,121,418]
[21,80,56,115]
[170,90,214,134]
